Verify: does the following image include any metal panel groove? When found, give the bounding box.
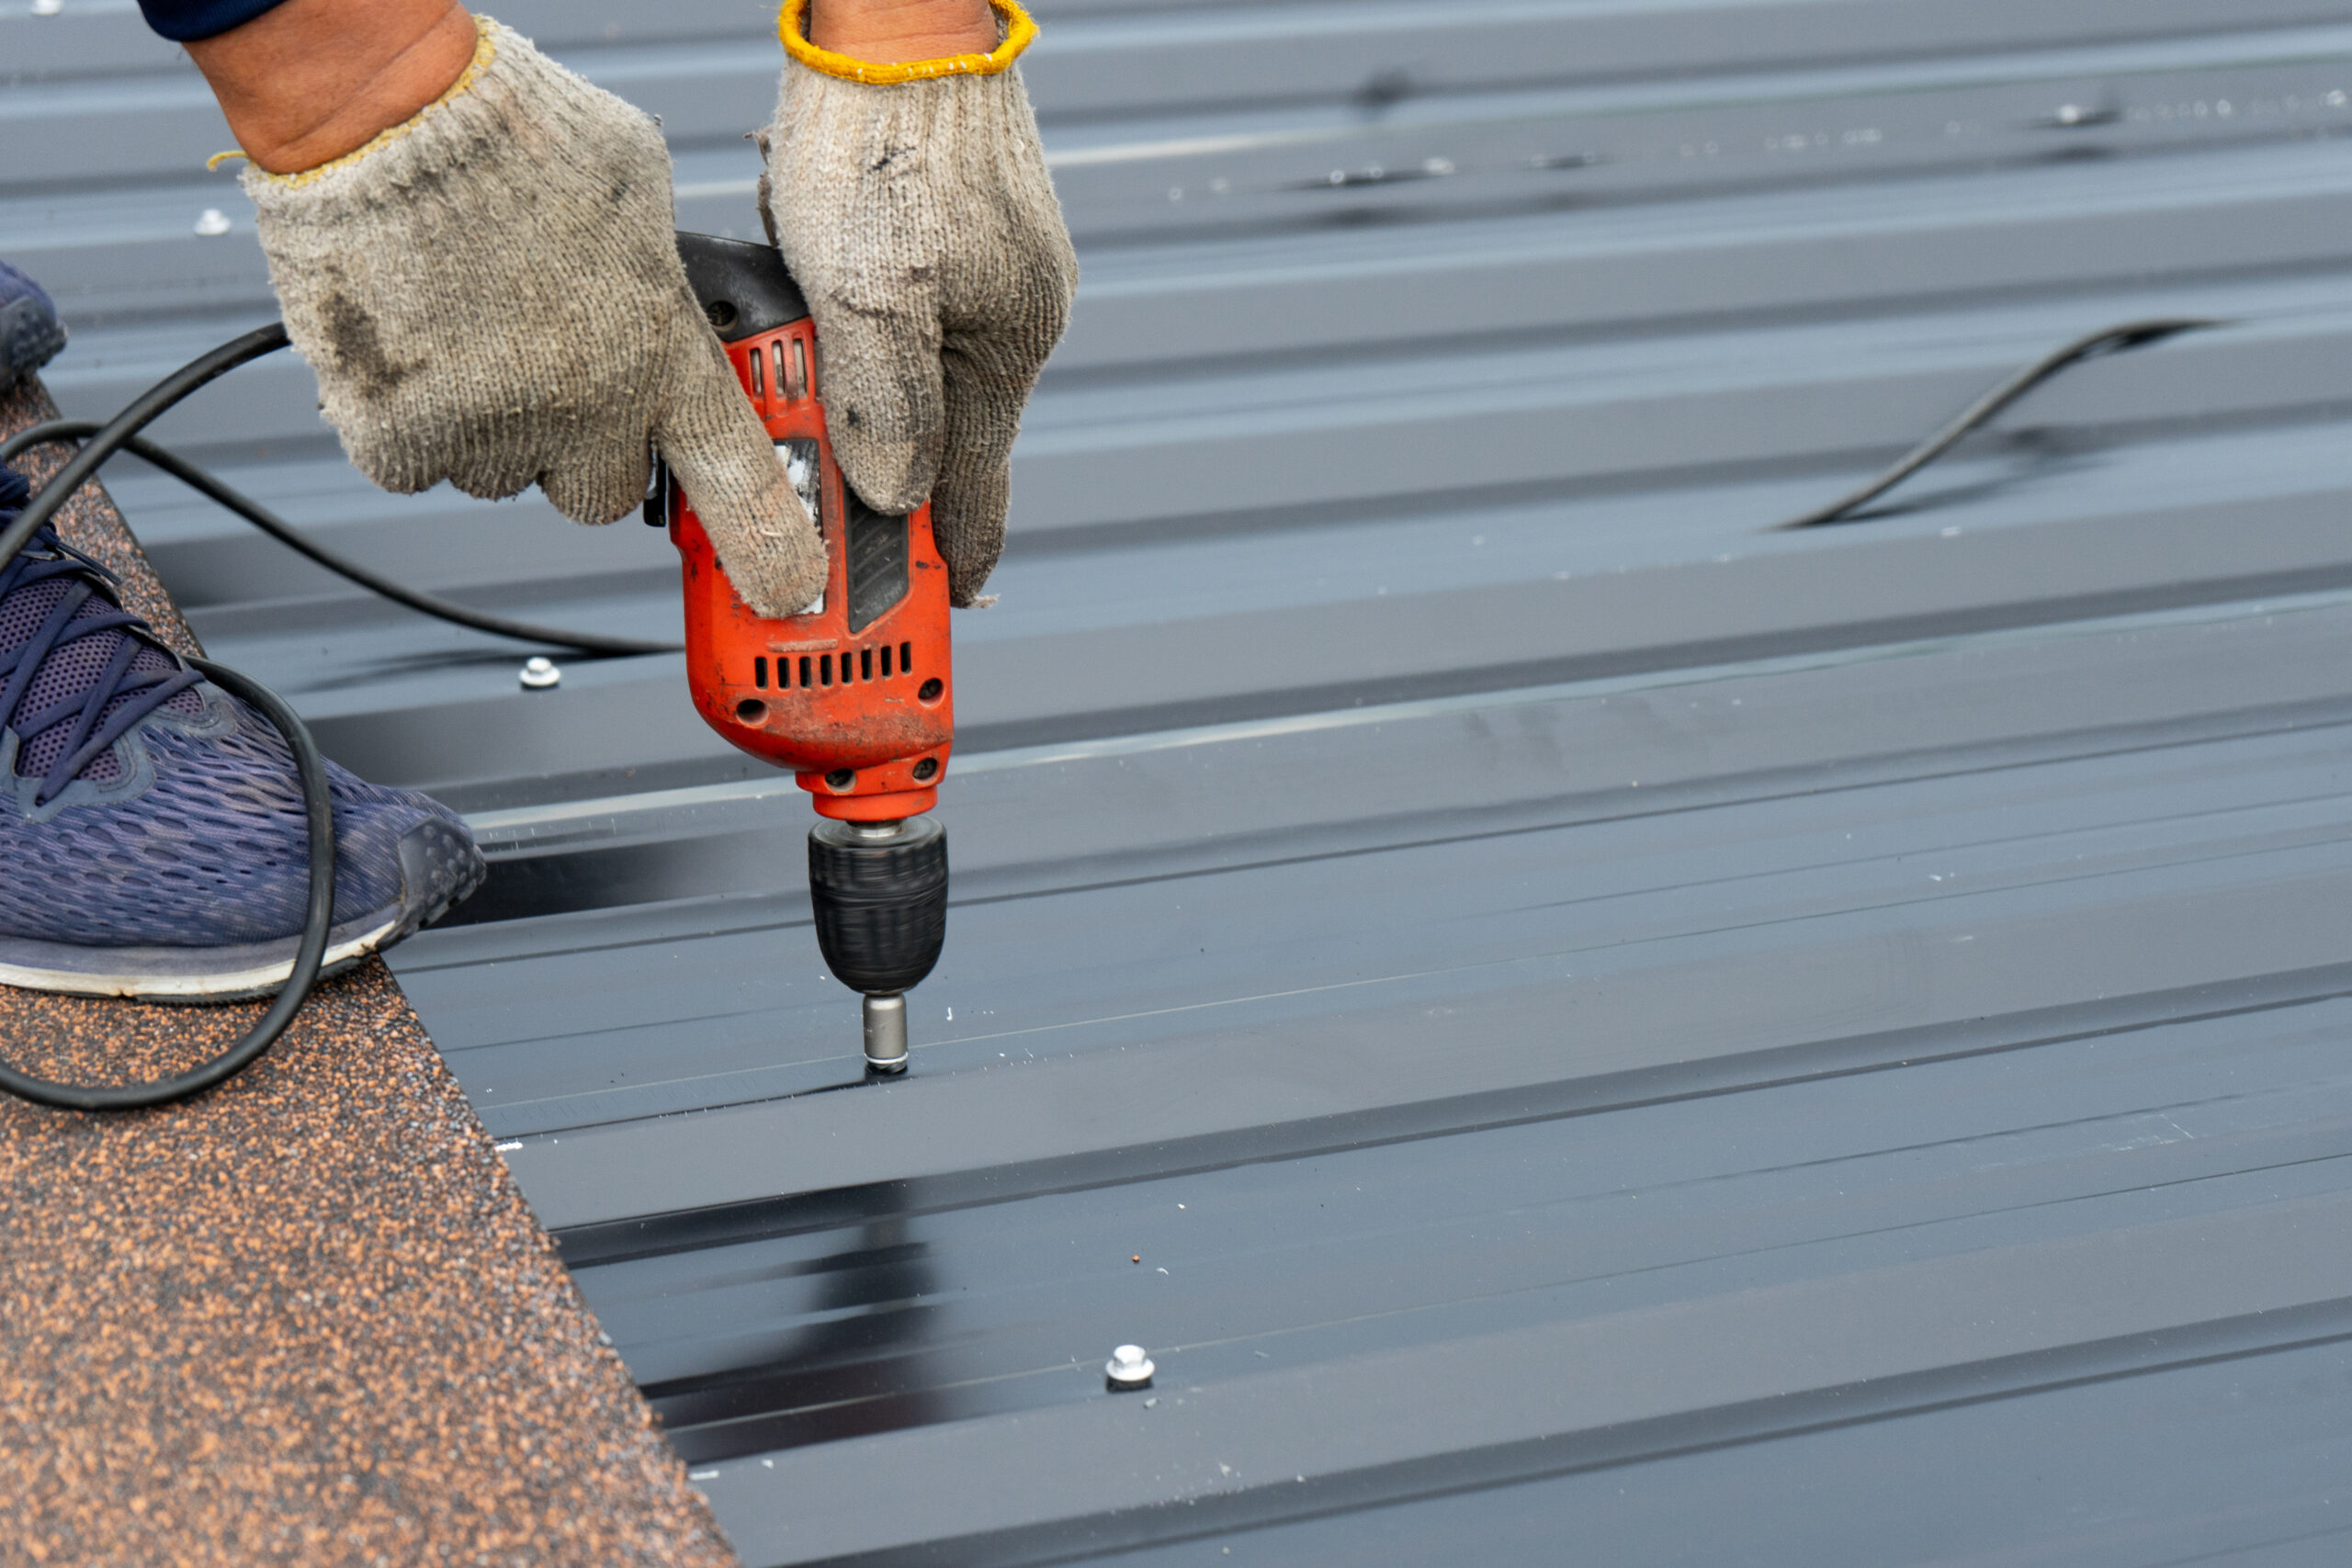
[14,1,2352,1561]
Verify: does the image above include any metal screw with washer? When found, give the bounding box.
[1104,1345,1155,1390]
[520,656,561,691]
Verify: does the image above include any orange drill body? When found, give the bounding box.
[668,231,954,1075]
[666,242,956,823]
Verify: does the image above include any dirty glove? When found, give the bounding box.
[759,0,1077,606]
[243,17,825,619]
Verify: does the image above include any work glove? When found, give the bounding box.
[242,18,825,619]
[758,0,1077,607]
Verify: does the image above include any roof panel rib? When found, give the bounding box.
[14,0,2352,1561]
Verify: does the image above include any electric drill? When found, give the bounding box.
[662,231,953,1075]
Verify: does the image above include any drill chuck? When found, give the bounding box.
[808,817,948,1072]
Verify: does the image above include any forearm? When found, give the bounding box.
[808,0,995,62]
[183,0,476,175]
[169,0,997,176]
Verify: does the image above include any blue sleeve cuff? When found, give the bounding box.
[139,0,292,43]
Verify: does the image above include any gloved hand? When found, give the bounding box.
[758,0,1077,607]
[242,17,826,619]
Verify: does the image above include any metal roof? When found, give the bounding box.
[16,1,2352,1561]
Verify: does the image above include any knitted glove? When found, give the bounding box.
[758,0,1077,606]
[243,17,824,619]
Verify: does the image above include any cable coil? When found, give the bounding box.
[0,324,677,1110]
[0,311,2217,1109]
[0,327,327,1109]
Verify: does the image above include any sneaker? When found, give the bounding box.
[0,460,486,999]
[0,260,65,388]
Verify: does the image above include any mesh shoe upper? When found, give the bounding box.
[0,261,66,389]
[0,465,208,799]
[0,459,481,951]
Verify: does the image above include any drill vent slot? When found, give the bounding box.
[757,644,914,692]
[750,346,765,400]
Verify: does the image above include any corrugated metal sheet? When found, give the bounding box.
[15,2,2352,1562]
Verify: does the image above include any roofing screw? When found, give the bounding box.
[1105,1345,1155,1391]
[520,656,561,691]
[30,0,62,14]
[2040,103,2120,130]
[194,209,232,237]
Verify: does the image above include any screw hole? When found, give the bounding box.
[912,758,938,782]
[825,769,855,790]
[735,698,768,725]
[918,678,944,704]
[705,299,739,333]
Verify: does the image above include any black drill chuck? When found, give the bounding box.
[808,817,948,1072]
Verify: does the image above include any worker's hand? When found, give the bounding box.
[233,17,826,619]
[759,0,1077,606]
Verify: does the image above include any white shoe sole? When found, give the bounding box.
[0,913,404,1002]
[0,815,485,1003]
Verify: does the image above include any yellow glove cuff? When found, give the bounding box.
[778,0,1037,85]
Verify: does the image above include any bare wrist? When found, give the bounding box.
[189,0,479,175]
[808,0,997,63]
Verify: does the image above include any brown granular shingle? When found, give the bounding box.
[0,378,739,1567]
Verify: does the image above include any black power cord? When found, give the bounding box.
[0,323,288,566]
[0,310,2220,1108]
[1774,318,2220,529]
[0,659,336,1112]
[1,325,328,1110]
[0,322,680,1110]
[0,423,682,658]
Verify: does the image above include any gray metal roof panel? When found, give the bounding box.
[465,589,2352,1181]
[13,0,2352,1562]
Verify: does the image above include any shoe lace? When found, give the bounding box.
[0,464,202,807]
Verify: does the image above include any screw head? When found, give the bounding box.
[193,208,232,237]
[520,656,561,690]
[1105,1345,1155,1390]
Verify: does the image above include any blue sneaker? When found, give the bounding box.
[0,461,485,999]
[0,260,65,388]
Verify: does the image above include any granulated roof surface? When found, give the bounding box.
[25,3,2352,1562]
[0,383,739,1568]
